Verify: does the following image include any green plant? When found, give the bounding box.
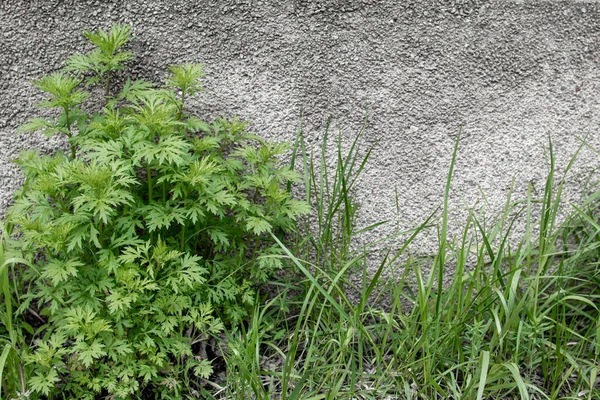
[0,222,36,400]
[65,23,135,102]
[4,24,308,399]
[5,23,600,400]
[219,131,600,400]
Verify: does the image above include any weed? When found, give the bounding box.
[2,25,307,398]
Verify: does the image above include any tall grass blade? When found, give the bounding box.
[0,343,12,399]
[476,350,490,400]
[503,362,529,400]
[436,128,461,316]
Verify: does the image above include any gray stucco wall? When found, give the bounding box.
[1,0,599,259]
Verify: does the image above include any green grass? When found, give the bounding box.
[1,125,598,399]
[0,222,34,399]
[213,129,600,399]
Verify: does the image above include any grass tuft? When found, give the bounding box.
[216,128,600,399]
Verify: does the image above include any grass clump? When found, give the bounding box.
[219,130,600,400]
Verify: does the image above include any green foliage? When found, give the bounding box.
[3,24,307,399]
[65,24,135,101]
[7,21,600,400]
[0,222,34,399]
[166,63,206,120]
[19,72,90,158]
[221,131,600,399]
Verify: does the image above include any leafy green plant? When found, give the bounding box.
[65,24,135,101]
[4,22,600,400]
[18,72,89,159]
[4,24,308,399]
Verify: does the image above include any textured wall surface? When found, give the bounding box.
[1,0,600,260]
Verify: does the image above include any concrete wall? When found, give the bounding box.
[1,0,600,258]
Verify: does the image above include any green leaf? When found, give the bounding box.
[276,166,302,182]
[186,117,211,133]
[63,306,112,338]
[18,117,51,134]
[183,158,221,187]
[183,201,206,224]
[476,351,491,400]
[76,340,107,368]
[192,136,221,153]
[191,358,213,379]
[64,53,93,73]
[212,189,236,206]
[41,258,82,286]
[245,216,272,235]
[119,78,155,102]
[153,134,192,166]
[138,363,158,383]
[165,254,206,293]
[108,339,133,361]
[142,202,187,232]
[0,344,13,395]
[287,199,311,216]
[129,91,179,135]
[208,229,229,247]
[166,63,205,96]
[33,72,88,109]
[107,289,133,314]
[29,368,60,396]
[83,24,133,57]
[82,139,124,162]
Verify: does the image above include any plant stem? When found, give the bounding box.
[251,237,261,261]
[63,106,76,159]
[99,221,104,248]
[180,192,188,251]
[180,226,186,252]
[64,106,71,132]
[177,90,186,120]
[104,72,111,104]
[147,165,153,203]
[19,361,25,394]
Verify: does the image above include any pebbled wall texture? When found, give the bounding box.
[1,0,600,266]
